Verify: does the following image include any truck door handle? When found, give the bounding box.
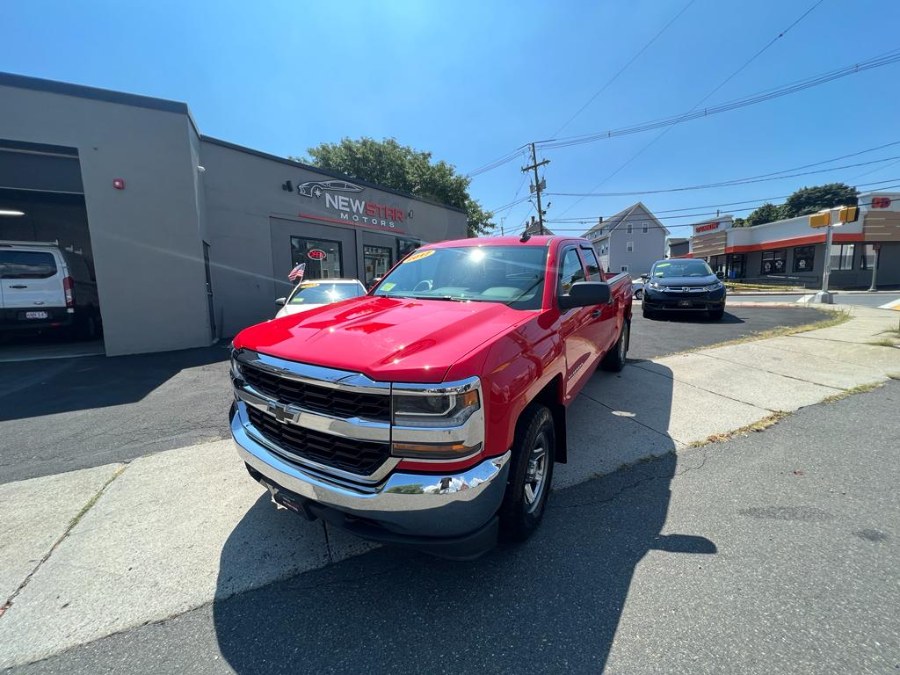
[10,284,27,289]
[591,309,602,318]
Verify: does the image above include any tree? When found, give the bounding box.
[741,183,859,227]
[780,182,858,218]
[297,137,493,237]
[745,202,783,227]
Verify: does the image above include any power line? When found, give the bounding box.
[541,188,900,232]
[465,145,527,178]
[556,0,828,217]
[543,180,900,228]
[550,0,697,138]
[547,156,900,198]
[465,46,900,181]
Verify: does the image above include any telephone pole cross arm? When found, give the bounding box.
[522,142,550,235]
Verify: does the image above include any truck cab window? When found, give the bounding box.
[558,248,585,296]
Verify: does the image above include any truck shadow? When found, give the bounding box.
[0,343,230,422]
[212,362,715,673]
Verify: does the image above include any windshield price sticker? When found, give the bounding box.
[403,249,435,264]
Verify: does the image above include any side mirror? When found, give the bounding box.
[640,273,649,281]
[275,297,286,307]
[716,271,725,279]
[559,281,611,309]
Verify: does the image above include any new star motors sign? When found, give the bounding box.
[290,179,410,230]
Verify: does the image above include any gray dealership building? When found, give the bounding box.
[0,72,467,356]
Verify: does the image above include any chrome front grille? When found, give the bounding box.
[246,406,390,475]
[240,361,390,422]
[233,350,394,479]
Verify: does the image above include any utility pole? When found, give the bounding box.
[522,142,549,235]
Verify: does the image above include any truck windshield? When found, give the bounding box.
[374,245,547,309]
[652,260,714,278]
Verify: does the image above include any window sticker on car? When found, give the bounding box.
[403,250,435,264]
[300,282,319,288]
[380,282,396,291]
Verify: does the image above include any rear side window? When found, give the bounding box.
[580,247,603,281]
[558,248,585,296]
[0,251,58,279]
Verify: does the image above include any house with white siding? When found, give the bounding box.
[582,202,669,276]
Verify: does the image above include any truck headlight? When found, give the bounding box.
[392,388,480,427]
[704,281,724,292]
[391,379,484,459]
[230,353,243,381]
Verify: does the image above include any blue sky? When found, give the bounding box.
[3,0,900,238]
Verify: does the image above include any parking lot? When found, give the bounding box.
[0,305,828,485]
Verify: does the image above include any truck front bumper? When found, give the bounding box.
[231,403,511,558]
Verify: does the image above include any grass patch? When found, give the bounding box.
[682,309,851,354]
[688,411,790,449]
[725,282,806,292]
[869,338,900,348]
[822,382,884,404]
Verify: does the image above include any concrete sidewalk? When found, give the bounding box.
[1,305,898,668]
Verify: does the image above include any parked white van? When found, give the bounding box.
[0,241,101,340]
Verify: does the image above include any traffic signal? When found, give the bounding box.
[809,211,830,228]
[838,205,859,223]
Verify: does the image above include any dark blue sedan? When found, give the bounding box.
[641,259,726,320]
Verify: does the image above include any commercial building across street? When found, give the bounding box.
[0,72,467,356]
[683,192,900,289]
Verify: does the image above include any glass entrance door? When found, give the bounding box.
[363,245,392,287]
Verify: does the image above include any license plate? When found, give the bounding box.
[677,300,692,308]
[25,311,49,319]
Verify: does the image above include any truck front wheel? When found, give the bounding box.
[499,405,556,542]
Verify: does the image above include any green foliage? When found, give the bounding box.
[780,183,858,218]
[297,137,493,237]
[741,183,859,227]
[745,202,784,227]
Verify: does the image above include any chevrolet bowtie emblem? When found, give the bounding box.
[267,402,295,424]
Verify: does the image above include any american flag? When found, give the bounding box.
[288,263,306,281]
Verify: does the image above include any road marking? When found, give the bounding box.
[797,294,815,304]
[878,298,900,311]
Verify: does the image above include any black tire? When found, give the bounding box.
[499,405,556,542]
[601,320,629,372]
[76,311,99,341]
[708,308,725,321]
[634,289,643,300]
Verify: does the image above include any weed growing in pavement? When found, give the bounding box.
[681,309,851,354]
[687,411,791,449]
[821,381,885,405]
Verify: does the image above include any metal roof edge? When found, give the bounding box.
[199,136,468,214]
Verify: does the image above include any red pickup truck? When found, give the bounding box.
[230,236,632,558]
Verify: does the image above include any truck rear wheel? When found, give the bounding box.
[600,320,629,372]
[499,405,555,542]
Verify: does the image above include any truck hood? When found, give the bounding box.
[233,296,530,383]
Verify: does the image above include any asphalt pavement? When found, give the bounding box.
[9,379,896,675]
[0,306,828,484]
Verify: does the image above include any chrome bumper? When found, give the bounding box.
[231,404,511,538]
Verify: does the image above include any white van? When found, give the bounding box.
[0,241,101,340]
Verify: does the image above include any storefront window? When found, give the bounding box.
[727,253,745,280]
[793,246,815,273]
[760,249,786,275]
[397,238,421,259]
[363,245,393,287]
[860,244,879,270]
[289,237,343,280]
[830,244,855,271]
[709,255,727,276]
